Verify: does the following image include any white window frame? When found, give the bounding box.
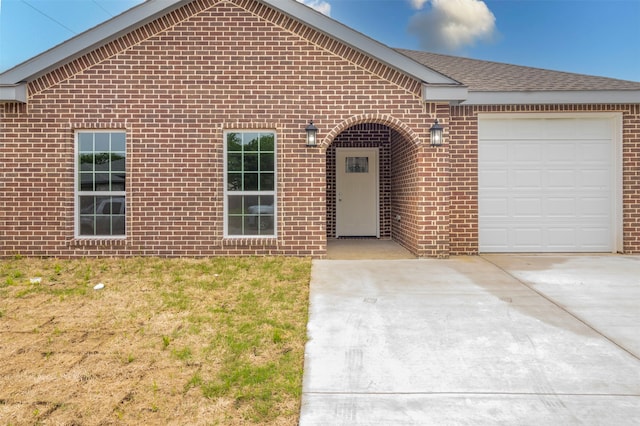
[74,130,127,239]
[223,130,277,238]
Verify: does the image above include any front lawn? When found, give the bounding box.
[0,256,311,425]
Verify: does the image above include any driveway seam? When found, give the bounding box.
[479,255,640,362]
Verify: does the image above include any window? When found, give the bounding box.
[225,131,276,237]
[76,131,126,237]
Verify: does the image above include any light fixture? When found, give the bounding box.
[305,120,318,147]
[429,119,443,147]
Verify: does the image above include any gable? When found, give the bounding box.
[0,0,465,104]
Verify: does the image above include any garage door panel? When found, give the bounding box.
[481,170,509,188]
[480,197,509,217]
[513,228,543,250]
[479,116,615,253]
[580,169,609,189]
[583,141,611,160]
[479,142,508,162]
[513,169,542,188]
[513,197,542,217]
[579,197,610,217]
[513,143,542,161]
[546,197,576,217]
[546,170,575,188]
[546,142,576,161]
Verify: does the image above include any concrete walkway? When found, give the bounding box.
[300,255,640,425]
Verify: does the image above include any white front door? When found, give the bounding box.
[336,148,379,237]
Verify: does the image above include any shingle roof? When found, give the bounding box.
[398,49,640,92]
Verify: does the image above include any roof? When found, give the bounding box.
[399,49,640,105]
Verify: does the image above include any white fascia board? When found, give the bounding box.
[463,90,640,105]
[262,0,459,86]
[0,84,28,103]
[0,0,186,86]
[423,84,468,103]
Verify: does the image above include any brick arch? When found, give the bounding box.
[320,114,421,149]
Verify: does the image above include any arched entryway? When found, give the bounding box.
[324,119,422,256]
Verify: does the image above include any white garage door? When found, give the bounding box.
[479,115,619,253]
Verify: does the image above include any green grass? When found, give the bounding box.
[0,256,311,425]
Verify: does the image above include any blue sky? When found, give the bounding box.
[1,0,639,82]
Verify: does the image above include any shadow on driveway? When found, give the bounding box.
[300,255,640,425]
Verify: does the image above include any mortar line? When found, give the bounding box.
[479,255,640,362]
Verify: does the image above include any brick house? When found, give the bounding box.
[1,0,639,258]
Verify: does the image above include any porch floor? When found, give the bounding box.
[326,238,416,260]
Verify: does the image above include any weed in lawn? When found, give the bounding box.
[172,346,192,362]
[162,335,171,350]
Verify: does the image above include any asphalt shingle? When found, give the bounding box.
[397,49,640,92]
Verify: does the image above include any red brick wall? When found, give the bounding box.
[1,0,434,258]
[390,130,420,254]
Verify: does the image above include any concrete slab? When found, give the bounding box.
[484,254,640,357]
[300,256,640,425]
[327,239,416,260]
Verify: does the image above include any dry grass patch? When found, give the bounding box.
[0,256,311,425]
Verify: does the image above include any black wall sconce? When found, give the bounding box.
[429,119,443,147]
[305,120,318,147]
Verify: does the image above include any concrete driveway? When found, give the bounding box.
[299,255,640,425]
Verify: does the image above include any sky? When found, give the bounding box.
[0,0,639,82]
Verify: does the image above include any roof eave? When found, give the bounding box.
[462,90,640,105]
[261,0,459,86]
[0,83,27,103]
[0,0,188,86]
[423,84,469,104]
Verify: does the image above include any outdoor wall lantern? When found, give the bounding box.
[429,119,444,147]
[305,120,318,147]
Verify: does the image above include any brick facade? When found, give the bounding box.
[1,0,639,258]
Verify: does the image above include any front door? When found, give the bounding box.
[336,148,379,237]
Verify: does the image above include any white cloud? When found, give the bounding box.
[408,0,497,52]
[297,0,331,16]
[409,0,429,9]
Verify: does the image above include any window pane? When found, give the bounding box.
[79,133,93,152]
[243,173,258,191]
[95,133,110,152]
[260,173,274,191]
[243,153,259,172]
[95,152,110,171]
[227,133,242,152]
[80,153,94,171]
[260,134,274,151]
[228,215,243,235]
[112,215,126,235]
[95,173,110,191]
[112,173,126,191]
[228,173,242,191]
[228,153,242,171]
[111,132,126,152]
[80,173,94,191]
[260,153,274,171]
[228,195,244,215]
[243,133,260,152]
[111,153,126,172]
